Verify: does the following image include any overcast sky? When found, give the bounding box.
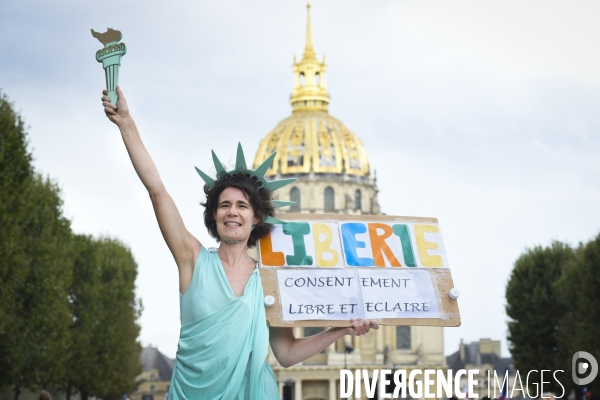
[1,0,599,359]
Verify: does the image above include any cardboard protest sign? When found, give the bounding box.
[258,213,461,327]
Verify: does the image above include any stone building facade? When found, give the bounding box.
[131,346,174,400]
[446,339,515,399]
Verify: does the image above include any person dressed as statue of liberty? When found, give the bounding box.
[101,87,379,399]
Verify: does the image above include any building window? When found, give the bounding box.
[355,189,361,210]
[315,72,320,86]
[283,383,293,400]
[290,187,300,211]
[300,72,305,87]
[150,385,156,393]
[396,326,411,349]
[324,187,335,211]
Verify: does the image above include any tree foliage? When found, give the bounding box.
[0,90,142,398]
[555,234,600,394]
[0,90,33,327]
[68,235,142,400]
[506,237,600,394]
[0,92,73,393]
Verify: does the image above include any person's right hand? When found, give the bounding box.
[344,318,380,336]
[102,86,130,125]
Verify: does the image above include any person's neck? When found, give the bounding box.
[218,241,251,267]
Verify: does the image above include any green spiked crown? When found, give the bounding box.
[195,143,296,224]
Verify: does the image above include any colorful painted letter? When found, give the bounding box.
[414,224,443,267]
[313,223,339,267]
[341,223,374,267]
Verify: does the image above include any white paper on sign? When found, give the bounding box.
[277,269,361,321]
[358,269,439,319]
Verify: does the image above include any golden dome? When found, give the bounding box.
[253,112,371,177]
[252,4,372,178]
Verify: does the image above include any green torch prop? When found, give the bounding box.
[91,28,127,105]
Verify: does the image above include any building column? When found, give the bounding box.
[327,340,335,356]
[376,325,384,353]
[329,378,337,400]
[279,381,284,399]
[295,379,303,400]
[353,335,360,353]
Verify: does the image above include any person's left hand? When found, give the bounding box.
[344,318,379,336]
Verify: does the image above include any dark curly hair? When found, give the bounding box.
[201,173,275,248]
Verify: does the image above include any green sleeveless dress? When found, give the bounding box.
[168,247,279,399]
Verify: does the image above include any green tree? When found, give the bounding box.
[66,235,102,400]
[0,90,33,329]
[556,234,600,394]
[1,90,142,399]
[505,241,575,393]
[0,92,73,397]
[94,237,142,399]
[67,236,142,400]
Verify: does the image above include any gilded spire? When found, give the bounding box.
[290,3,330,112]
[303,3,316,61]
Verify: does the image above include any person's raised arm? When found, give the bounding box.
[102,87,200,292]
[269,319,379,368]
